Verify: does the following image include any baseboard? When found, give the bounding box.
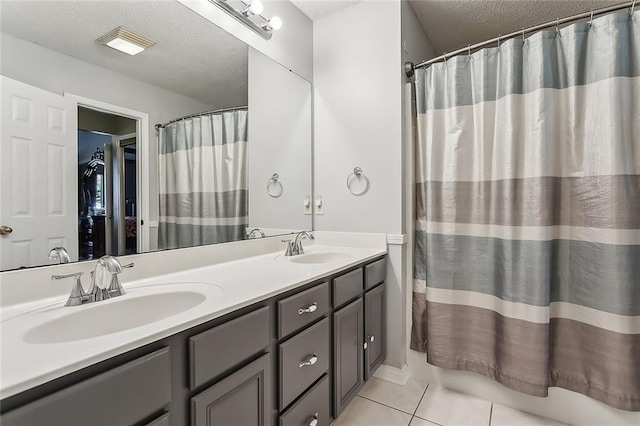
[373,363,410,385]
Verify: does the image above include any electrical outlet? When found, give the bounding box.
[315,196,325,215]
[303,197,312,215]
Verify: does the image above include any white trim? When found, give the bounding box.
[147,221,159,229]
[386,234,407,245]
[373,363,411,386]
[64,93,150,253]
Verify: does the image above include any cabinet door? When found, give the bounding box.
[191,353,272,426]
[364,284,385,380]
[333,298,364,417]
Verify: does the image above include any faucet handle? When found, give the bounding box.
[52,272,87,306]
[121,262,134,270]
[51,272,83,280]
[282,239,296,256]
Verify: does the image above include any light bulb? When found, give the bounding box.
[268,16,282,30]
[243,0,263,16]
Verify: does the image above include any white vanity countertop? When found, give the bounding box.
[0,242,386,399]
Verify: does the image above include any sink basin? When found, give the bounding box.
[289,252,354,264]
[24,290,208,344]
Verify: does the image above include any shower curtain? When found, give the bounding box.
[158,109,248,249]
[411,11,639,411]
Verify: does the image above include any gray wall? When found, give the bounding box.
[247,48,312,233]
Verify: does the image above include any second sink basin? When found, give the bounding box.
[288,252,354,264]
[23,283,221,344]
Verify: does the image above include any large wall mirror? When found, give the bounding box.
[0,0,312,271]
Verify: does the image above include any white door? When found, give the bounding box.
[0,76,78,270]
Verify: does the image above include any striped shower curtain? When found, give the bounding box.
[158,109,248,249]
[411,11,639,411]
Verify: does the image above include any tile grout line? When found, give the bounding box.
[488,402,494,426]
[356,395,417,417]
[411,384,445,426]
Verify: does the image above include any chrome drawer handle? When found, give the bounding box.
[299,354,318,368]
[306,412,319,426]
[298,302,318,315]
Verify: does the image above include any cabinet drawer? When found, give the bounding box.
[2,347,171,426]
[279,375,330,426]
[333,268,363,308]
[278,282,329,338]
[279,317,330,410]
[365,258,386,290]
[190,306,270,390]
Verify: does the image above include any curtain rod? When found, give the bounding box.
[405,0,636,77]
[155,105,248,130]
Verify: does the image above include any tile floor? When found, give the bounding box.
[333,378,568,426]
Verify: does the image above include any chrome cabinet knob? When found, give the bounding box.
[0,225,13,235]
[299,354,318,368]
[370,335,375,342]
[363,342,368,350]
[307,412,319,426]
[298,302,318,315]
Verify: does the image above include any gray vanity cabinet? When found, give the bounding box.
[332,257,386,417]
[191,353,272,426]
[364,284,385,380]
[1,255,387,426]
[333,298,364,417]
[1,347,172,426]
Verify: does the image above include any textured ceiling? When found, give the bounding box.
[409,0,623,56]
[290,0,363,20]
[0,0,248,108]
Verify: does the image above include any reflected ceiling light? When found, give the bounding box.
[210,0,281,40]
[96,26,155,56]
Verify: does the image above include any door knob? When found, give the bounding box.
[0,225,13,235]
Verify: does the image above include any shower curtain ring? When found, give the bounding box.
[467,44,472,56]
[556,18,560,31]
[522,28,526,42]
[632,0,636,15]
[589,10,594,27]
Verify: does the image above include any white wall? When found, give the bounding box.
[177,0,313,82]
[314,0,405,368]
[247,48,312,232]
[0,32,214,235]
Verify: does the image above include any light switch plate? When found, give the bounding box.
[315,196,325,215]
[303,197,312,215]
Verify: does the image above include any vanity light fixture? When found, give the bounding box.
[242,0,263,16]
[96,26,155,56]
[209,0,281,40]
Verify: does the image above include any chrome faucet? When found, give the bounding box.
[247,228,266,239]
[48,247,71,264]
[283,231,314,256]
[52,255,133,307]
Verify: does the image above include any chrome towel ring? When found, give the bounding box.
[347,167,370,196]
[267,173,283,198]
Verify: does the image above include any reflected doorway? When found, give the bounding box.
[77,107,137,259]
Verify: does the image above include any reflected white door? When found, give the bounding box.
[0,76,78,270]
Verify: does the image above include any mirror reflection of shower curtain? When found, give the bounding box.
[158,109,248,250]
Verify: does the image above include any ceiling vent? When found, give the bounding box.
[97,26,155,56]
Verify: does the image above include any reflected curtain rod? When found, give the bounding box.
[155,105,248,130]
[405,0,636,77]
